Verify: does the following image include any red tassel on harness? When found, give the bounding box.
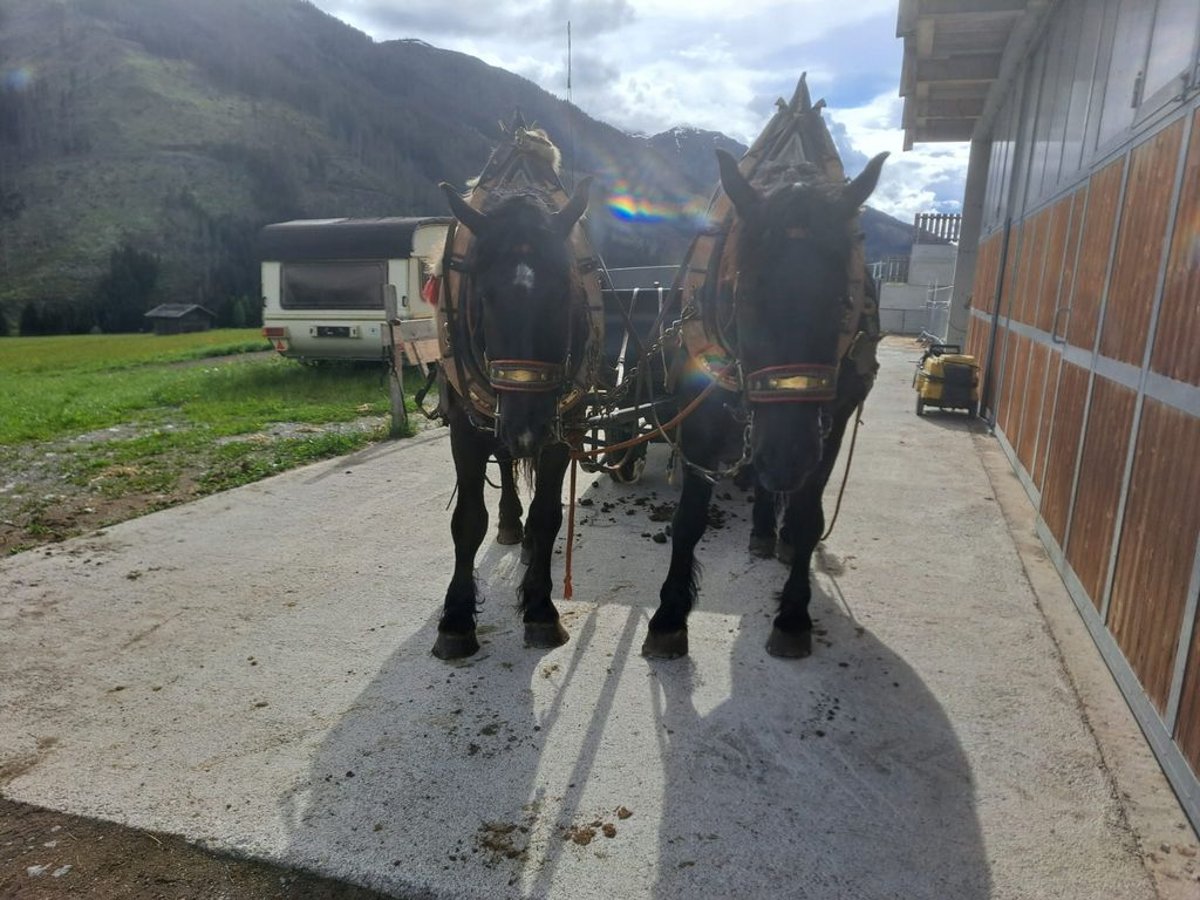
[421,275,441,306]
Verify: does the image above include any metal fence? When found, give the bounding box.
[920,283,953,343]
[868,255,910,284]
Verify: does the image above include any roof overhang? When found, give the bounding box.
[897,0,1055,149]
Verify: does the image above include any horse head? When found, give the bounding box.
[716,148,887,493]
[440,178,592,458]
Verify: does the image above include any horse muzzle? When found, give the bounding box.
[750,404,825,493]
[489,360,566,458]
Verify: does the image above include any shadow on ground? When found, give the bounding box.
[281,464,991,899]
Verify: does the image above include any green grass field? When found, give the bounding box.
[0,329,272,375]
[0,330,433,551]
[0,329,418,444]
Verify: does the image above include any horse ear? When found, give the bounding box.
[440,183,488,236]
[716,149,760,219]
[843,152,889,211]
[552,176,592,237]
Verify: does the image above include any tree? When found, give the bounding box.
[94,242,160,333]
[19,302,41,336]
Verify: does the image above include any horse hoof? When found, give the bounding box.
[766,627,811,659]
[641,628,688,659]
[748,534,775,559]
[524,620,569,648]
[432,630,480,660]
[496,524,523,546]
[775,539,795,566]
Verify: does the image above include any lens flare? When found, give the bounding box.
[576,145,713,228]
[4,67,34,91]
[605,176,710,224]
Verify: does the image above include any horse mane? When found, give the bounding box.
[512,126,562,174]
[463,126,562,193]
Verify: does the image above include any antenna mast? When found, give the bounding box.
[567,20,575,188]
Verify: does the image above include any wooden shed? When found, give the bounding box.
[144,303,216,335]
[899,0,1200,829]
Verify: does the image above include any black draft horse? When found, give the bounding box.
[433,178,592,660]
[643,148,887,660]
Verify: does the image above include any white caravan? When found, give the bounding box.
[259,217,450,362]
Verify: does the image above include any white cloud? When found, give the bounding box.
[827,93,970,221]
[313,1,969,219]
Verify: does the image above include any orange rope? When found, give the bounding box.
[563,456,577,600]
[569,363,734,460]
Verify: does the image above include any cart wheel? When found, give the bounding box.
[915,397,925,417]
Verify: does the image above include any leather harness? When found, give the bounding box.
[671,77,881,410]
[435,128,606,430]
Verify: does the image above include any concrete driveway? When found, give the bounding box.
[1,340,1194,898]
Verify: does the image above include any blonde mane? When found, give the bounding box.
[512,126,562,174]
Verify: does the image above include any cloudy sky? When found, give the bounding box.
[310,0,969,221]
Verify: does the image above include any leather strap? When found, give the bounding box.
[745,364,838,403]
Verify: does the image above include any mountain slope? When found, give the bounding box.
[0,0,919,333]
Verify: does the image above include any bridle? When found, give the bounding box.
[456,248,596,442]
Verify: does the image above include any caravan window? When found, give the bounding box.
[281,261,386,310]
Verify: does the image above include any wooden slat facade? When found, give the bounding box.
[1065,159,1123,351]
[1151,108,1200,387]
[1038,362,1089,544]
[1034,200,1070,334]
[1107,400,1200,716]
[1015,340,1049,473]
[1031,353,1062,490]
[1098,120,1185,367]
[923,0,1200,830]
[1064,376,1137,605]
[1178,616,1200,779]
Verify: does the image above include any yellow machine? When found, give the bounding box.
[913,344,980,417]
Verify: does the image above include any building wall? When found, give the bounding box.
[907,244,957,288]
[965,0,1200,825]
[878,244,957,334]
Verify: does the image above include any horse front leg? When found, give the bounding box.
[769,398,860,658]
[748,483,778,559]
[519,442,570,648]
[433,414,491,660]
[768,482,821,658]
[643,467,713,659]
[496,451,524,546]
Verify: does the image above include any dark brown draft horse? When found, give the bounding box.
[432,125,600,660]
[643,81,887,660]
